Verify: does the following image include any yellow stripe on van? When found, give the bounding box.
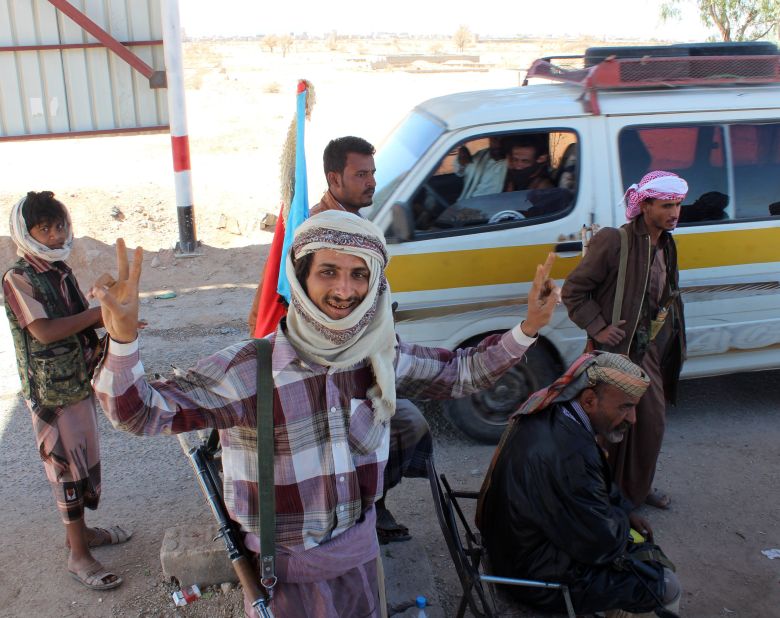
[675,228,780,270]
[386,244,573,293]
[386,228,780,294]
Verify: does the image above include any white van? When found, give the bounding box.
[365,42,780,442]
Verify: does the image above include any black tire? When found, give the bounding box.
[444,338,561,444]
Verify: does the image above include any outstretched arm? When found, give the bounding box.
[395,253,560,400]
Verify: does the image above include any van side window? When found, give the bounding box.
[409,130,578,233]
[730,123,780,219]
[620,123,780,223]
[619,126,728,224]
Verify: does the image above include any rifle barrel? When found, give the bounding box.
[178,437,271,615]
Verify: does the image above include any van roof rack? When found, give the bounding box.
[524,42,780,114]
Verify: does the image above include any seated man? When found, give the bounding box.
[454,136,507,200]
[478,352,680,617]
[417,137,507,228]
[504,136,554,191]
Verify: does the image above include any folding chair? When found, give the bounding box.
[426,458,575,618]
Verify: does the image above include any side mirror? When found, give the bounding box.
[389,202,415,243]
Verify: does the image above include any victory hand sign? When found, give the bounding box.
[521,252,561,338]
[89,238,144,343]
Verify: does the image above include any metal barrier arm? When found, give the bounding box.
[47,0,166,87]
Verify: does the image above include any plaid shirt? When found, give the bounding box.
[94,324,533,551]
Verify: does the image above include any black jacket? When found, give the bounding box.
[480,405,663,613]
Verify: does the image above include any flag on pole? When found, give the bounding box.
[251,203,288,337]
[252,80,314,338]
[277,81,310,303]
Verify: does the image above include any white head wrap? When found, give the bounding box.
[9,193,73,262]
[284,210,397,422]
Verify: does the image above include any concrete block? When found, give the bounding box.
[160,524,237,587]
[381,537,444,617]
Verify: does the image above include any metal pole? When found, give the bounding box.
[161,0,198,255]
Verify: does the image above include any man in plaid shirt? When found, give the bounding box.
[91,211,560,617]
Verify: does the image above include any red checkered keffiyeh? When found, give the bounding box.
[622,170,688,220]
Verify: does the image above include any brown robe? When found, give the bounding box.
[561,217,686,506]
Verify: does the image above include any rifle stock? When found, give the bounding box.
[179,436,273,617]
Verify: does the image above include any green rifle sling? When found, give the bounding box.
[612,227,629,326]
[254,338,276,587]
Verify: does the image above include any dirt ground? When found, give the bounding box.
[1,38,779,617]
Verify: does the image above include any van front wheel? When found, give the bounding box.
[444,341,560,444]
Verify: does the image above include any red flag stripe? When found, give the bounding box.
[253,203,288,338]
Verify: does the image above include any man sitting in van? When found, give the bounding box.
[504,136,554,192]
[454,136,507,200]
[478,352,681,617]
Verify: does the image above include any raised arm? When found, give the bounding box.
[90,239,251,436]
[521,251,561,337]
[395,253,560,400]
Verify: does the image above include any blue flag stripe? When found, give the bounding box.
[277,88,310,301]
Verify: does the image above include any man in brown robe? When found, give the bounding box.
[561,171,688,509]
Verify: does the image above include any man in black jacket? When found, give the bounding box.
[479,352,680,616]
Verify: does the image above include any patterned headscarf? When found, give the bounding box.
[514,351,649,417]
[284,210,397,422]
[9,193,73,262]
[476,351,649,528]
[621,170,688,220]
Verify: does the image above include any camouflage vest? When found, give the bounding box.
[4,258,97,407]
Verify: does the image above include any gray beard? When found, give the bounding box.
[605,429,627,444]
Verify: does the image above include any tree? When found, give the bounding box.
[453,25,474,52]
[326,31,340,51]
[262,34,279,53]
[279,34,294,57]
[662,0,780,41]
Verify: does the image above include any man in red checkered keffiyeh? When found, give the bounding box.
[621,170,688,220]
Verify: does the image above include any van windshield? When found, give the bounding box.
[366,111,444,219]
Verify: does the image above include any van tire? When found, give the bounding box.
[444,338,561,444]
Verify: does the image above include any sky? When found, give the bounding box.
[179,0,712,42]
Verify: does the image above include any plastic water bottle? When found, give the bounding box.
[415,595,428,617]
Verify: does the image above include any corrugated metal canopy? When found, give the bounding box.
[0,0,168,139]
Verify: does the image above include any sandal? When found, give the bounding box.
[645,489,671,510]
[376,507,412,545]
[69,561,123,591]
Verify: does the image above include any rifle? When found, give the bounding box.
[178,433,274,618]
